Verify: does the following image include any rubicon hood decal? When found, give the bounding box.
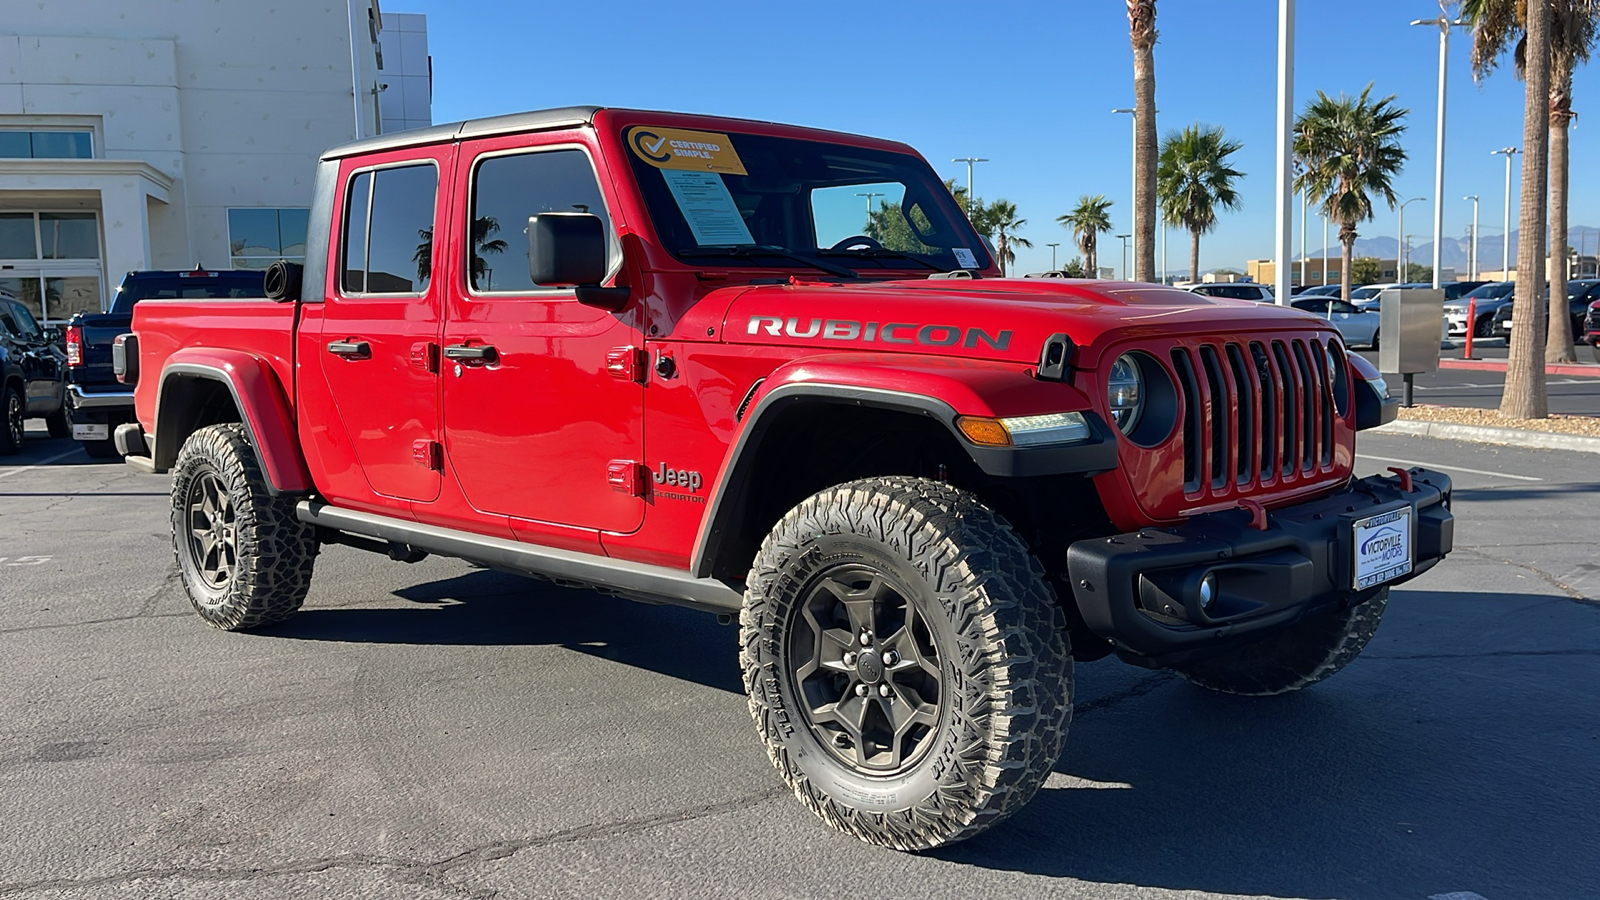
[746,316,1011,351]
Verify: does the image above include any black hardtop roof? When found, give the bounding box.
[319,106,909,161]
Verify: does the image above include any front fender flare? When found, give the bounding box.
[689,355,1118,579]
[153,349,311,493]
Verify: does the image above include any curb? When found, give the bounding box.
[1439,358,1600,377]
[1374,418,1600,454]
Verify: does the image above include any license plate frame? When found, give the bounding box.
[1351,506,1414,590]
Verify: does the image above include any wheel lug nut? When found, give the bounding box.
[843,651,856,666]
[855,684,868,697]
[860,631,873,646]
[882,651,898,666]
[878,684,892,698]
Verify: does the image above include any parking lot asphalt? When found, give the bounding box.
[2,425,1596,900]
[1353,344,1600,415]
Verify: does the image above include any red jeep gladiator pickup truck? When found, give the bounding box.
[119,106,1452,850]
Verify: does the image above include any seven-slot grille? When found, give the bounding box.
[1168,336,1342,500]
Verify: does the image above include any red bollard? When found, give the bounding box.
[1464,298,1476,359]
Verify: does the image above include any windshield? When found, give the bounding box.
[1465,282,1513,299]
[623,127,991,274]
[1351,286,1381,300]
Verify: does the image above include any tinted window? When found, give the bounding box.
[111,274,266,312]
[341,164,437,295]
[470,149,610,292]
[1291,298,1328,313]
[0,130,92,159]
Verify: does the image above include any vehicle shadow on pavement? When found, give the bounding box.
[940,587,1599,898]
[258,567,745,694]
[1452,481,1600,504]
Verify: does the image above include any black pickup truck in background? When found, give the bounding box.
[64,268,266,457]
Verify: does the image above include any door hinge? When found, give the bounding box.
[410,341,440,374]
[412,440,443,471]
[606,460,648,496]
[605,346,647,383]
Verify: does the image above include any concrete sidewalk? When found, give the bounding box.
[1440,357,1600,378]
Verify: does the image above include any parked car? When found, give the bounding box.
[1297,284,1342,297]
[1584,298,1600,361]
[63,268,266,458]
[1443,281,1515,338]
[1443,280,1488,300]
[1350,283,1401,309]
[123,104,1449,851]
[0,289,68,454]
[1290,296,1380,347]
[1489,280,1600,339]
[1188,283,1275,302]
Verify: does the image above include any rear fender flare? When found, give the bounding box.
[688,355,1117,579]
[153,349,311,493]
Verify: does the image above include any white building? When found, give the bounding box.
[0,1,430,323]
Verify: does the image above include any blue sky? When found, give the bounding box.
[400,0,1599,278]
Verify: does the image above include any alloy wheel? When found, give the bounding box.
[185,470,238,594]
[787,564,944,774]
[5,390,22,448]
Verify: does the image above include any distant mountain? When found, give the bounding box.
[1294,225,1600,271]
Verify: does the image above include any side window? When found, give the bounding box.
[1332,301,1359,315]
[469,148,610,293]
[340,163,438,295]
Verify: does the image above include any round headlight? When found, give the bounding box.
[1107,354,1145,434]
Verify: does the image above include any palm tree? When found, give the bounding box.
[1293,86,1408,305]
[987,200,1032,276]
[1157,124,1245,284]
[416,216,509,289]
[1464,0,1597,366]
[1058,195,1114,277]
[1128,0,1159,282]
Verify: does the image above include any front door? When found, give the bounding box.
[318,152,450,503]
[440,140,645,532]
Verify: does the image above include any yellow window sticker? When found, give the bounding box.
[626,126,748,176]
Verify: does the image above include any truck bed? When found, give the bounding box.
[131,299,300,433]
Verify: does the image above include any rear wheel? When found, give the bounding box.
[45,406,69,438]
[1473,315,1495,338]
[0,382,24,455]
[741,476,1072,850]
[1174,589,1388,696]
[170,423,317,630]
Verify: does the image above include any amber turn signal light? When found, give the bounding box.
[956,416,1012,447]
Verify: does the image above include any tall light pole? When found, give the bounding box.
[854,191,885,223]
[1412,6,1465,289]
[1112,107,1137,269]
[1117,234,1132,281]
[1464,195,1480,280]
[1491,146,1519,278]
[1299,188,1308,288]
[1399,196,1427,279]
[1046,242,1062,271]
[951,157,988,212]
[1274,0,1295,305]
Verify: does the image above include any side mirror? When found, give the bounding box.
[528,213,629,310]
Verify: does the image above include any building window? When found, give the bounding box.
[0,131,93,159]
[228,208,310,270]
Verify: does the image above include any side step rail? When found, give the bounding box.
[295,501,743,614]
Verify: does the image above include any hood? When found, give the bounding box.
[719,277,1342,369]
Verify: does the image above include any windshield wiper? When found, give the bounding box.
[815,247,947,272]
[678,245,858,279]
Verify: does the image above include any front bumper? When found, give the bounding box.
[1066,468,1453,667]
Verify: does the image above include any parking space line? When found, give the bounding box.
[1358,453,1542,482]
[0,448,83,480]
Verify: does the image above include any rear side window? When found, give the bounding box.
[341,163,438,295]
[469,149,610,293]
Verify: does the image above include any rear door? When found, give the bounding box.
[440,137,646,532]
[317,150,451,503]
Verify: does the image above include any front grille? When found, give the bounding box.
[1170,336,1340,500]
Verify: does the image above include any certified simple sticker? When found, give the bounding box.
[626,126,748,175]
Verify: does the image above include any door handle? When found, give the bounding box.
[327,340,371,359]
[443,344,498,365]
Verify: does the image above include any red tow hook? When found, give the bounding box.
[1238,498,1270,531]
[1387,467,1416,492]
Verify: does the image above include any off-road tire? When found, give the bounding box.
[170,423,316,630]
[0,381,23,455]
[45,406,69,438]
[1175,588,1389,696]
[740,476,1073,850]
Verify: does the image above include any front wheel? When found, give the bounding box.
[1174,588,1388,696]
[170,423,317,630]
[45,406,69,438]
[740,476,1072,850]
